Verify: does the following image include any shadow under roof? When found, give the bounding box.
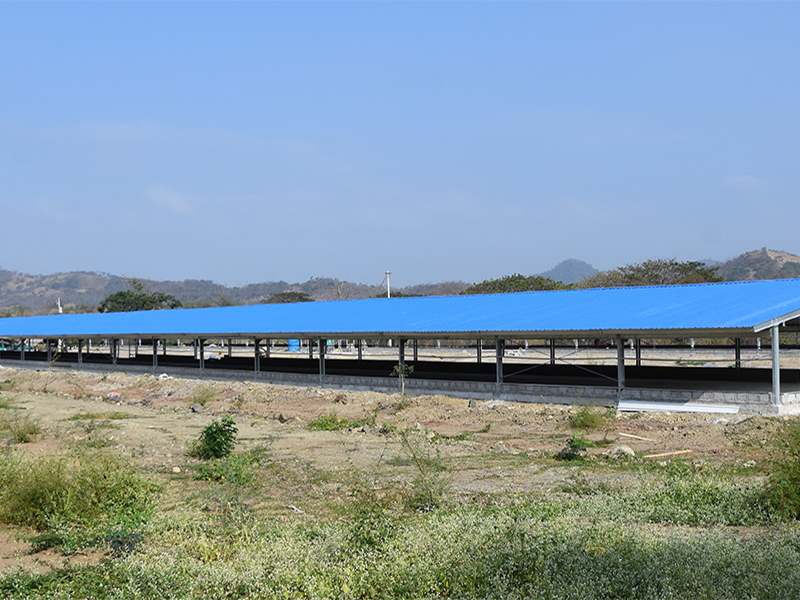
[2,279,800,340]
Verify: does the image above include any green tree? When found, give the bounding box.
[462,274,563,295]
[579,259,722,288]
[265,291,314,304]
[98,280,182,313]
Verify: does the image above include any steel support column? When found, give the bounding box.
[319,339,326,386]
[199,339,205,372]
[549,339,556,365]
[616,336,625,393]
[495,338,504,395]
[308,340,313,360]
[413,339,418,362]
[399,339,406,367]
[477,339,482,363]
[635,339,641,367]
[112,339,117,365]
[265,339,270,360]
[78,339,83,365]
[254,338,260,372]
[20,339,25,362]
[772,326,781,406]
[357,340,363,361]
[46,339,52,363]
[735,338,742,369]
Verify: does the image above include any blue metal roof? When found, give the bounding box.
[2,279,800,339]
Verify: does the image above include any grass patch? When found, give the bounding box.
[0,450,160,552]
[306,411,375,431]
[433,423,491,441]
[764,418,800,519]
[0,413,41,443]
[67,411,135,421]
[190,384,217,407]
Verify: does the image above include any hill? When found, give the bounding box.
[538,259,598,284]
[716,248,800,281]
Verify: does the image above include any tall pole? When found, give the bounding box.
[772,325,781,406]
[386,271,391,298]
[616,335,625,393]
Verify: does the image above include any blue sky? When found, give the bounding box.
[1,3,798,287]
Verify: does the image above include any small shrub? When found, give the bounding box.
[190,416,238,460]
[557,432,590,461]
[570,405,612,429]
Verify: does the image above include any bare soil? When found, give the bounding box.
[0,364,784,574]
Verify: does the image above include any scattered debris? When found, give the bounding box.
[643,449,692,459]
[608,445,636,459]
[618,432,655,442]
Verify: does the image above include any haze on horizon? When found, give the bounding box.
[1,3,798,288]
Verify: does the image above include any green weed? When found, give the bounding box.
[0,413,41,443]
[306,411,375,431]
[189,415,238,460]
[570,405,614,429]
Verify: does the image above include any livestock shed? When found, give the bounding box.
[2,279,800,414]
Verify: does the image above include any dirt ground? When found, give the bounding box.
[0,364,786,574]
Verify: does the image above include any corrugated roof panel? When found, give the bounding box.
[1,279,800,338]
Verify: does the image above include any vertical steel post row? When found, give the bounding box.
[495,338,504,395]
[772,326,781,406]
[550,339,556,365]
[254,339,260,372]
[735,338,742,369]
[319,339,326,387]
[616,336,625,393]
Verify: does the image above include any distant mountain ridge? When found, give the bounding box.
[2,248,799,315]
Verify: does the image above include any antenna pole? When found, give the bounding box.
[386,271,391,298]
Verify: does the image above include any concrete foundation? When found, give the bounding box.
[4,358,797,416]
